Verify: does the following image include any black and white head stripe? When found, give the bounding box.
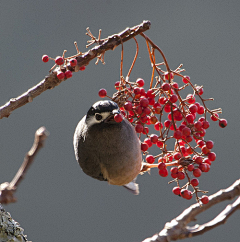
[86,100,119,118]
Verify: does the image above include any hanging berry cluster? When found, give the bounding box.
[97,35,227,205]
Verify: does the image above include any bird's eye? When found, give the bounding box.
[95,113,103,121]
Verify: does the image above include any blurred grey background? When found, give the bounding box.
[1,1,239,242]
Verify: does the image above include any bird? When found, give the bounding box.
[73,100,143,195]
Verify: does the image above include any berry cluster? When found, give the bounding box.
[98,73,227,204]
[42,42,86,80]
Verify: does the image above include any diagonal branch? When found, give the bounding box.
[143,179,240,242]
[0,20,151,120]
[0,126,49,204]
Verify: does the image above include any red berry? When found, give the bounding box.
[197,106,205,115]
[172,187,181,195]
[172,82,179,89]
[201,195,209,204]
[146,89,155,98]
[191,178,199,186]
[186,114,195,124]
[164,104,171,113]
[141,143,149,152]
[150,134,158,144]
[173,130,182,140]
[143,107,151,115]
[135,124,144,133]
[197,140,205,148]
[162,83,171,91]
[69,58,77,67]
[219,119,227,128]
[140,98,149,107]
[134,87,141,95]
[57,71,65,80]
[182,75,190,84]
[146,155,155,164]
[164,72,174,80]
[150,116,158,124]
[114,113,123,123]
[185,135,193,143]
[206,140,214,149]
[154,121,163,131]
[182,127,191,136]
[164,120,171,128]
[65,70,72,78]
[201,145,210,155]
[148,98,155,105]
[181,189,192,199]
[211,113,219,121]
[159,168,168,177]
[199,163,207,172]
[202,120,210,129]
[98,88,107,98]
[173,152,181,160]
[193,168,202,177]
[55,56,64,65]
[186,94,195,104]
[124,101,132,111]
[136,78,145,87]
[144,138,152,147]
[79,66,86,71]
[177,171,185,180]
[156,140,164,148]
[159,97,167,104]
[42,55,49,63]
[208,152,216,161]
[187,164,194,171]
[170,167,178,174]
[189,104,198,114]
[169,94,178,103]
[195,156,203,164]
[196,86,204,95]
[158,162,166,170]
[194,121,202,130]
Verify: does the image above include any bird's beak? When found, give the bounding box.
[104,109,120,123]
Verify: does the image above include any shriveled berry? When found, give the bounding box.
[219,119,227,128]
[42,55,49,63]
[98,88,107,98]
[65,70,72,78]
[55,56,64,65]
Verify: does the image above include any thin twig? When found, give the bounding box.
[143,179,240,242]
[0,20,151,119]
[0,126,49,204]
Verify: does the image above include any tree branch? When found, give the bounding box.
[0,20,151,119]
[0,126,49,204]
[143,179,240,242]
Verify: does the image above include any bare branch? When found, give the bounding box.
[0,127,49,204]
[143,179,240,242]
[0,20,151,119]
